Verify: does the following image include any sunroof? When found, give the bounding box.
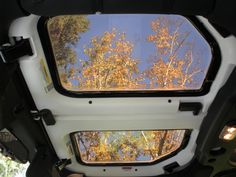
[47,15,212,92]
[71,130,186,164]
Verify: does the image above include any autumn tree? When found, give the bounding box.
[146,17,202,89]
[77,29,142,90]
[75,130,185,163]
[48,15,89,67]
[47,15,90,88]
[0,153,28,177]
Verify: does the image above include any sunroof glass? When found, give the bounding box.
[47,15,212,92]
[71,130,186,164]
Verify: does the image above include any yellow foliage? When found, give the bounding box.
[75,130,186,163]
[146,17,201,89]
[79,30,141,90]
[52,16,203,91]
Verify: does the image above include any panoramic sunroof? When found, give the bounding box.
[47,15,212,92]
[71,130,187,164]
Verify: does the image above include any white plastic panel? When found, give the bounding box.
[8,15,236,177]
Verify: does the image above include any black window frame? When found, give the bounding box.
[69,129,191,166]
[37,15,221,98]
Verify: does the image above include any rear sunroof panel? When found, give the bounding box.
[71,130,187,164]
[47,15,212,92]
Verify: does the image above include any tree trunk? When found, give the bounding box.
[158,131,168,156]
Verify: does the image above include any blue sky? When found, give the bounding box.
[70,14,212,89]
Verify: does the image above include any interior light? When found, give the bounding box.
[219,124,236,141]
[223,133,234,140]
[228,127,236,133]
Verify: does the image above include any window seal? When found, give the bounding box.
[37,15,221,98]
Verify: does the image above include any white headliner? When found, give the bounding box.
[9,15,236,177]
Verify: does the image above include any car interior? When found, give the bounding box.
[0,0,236,177]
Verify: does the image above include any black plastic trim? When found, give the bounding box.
[209,22,231,38]
[213,169,236,177]
[163,161,180,173]
[179,102,203,115]
[32,109,56,126]
[0,38,33,63]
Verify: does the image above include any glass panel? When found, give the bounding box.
[71,130,186,164]
[0,153,29,177]
[47,15,212,91]
[0,129,29,176]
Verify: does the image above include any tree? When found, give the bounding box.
[78,29,142,90]
[0,153,28,177]
[75,130,185,163]
[48,15,90,67]
[47,15,90,88]
[146,17,202,89]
